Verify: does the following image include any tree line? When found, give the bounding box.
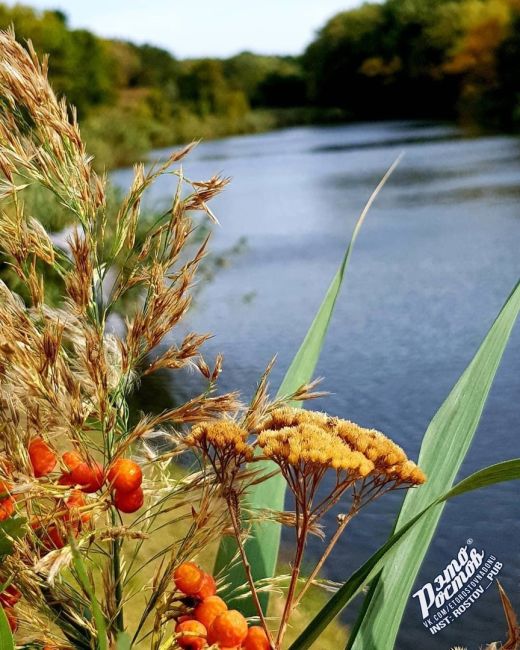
[1,0,520,167]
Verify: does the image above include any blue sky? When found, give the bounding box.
[4,0,361,57]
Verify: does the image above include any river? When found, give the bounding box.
[112,121,520,649]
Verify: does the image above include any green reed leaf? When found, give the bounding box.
[289,458,520,649]
[0,605,14,650]
[214,156,403,614]
[346,279,520,649]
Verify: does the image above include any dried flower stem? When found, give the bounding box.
[276,505,310,647]
[294,509,356,608]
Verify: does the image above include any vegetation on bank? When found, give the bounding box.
[2,0,520,169]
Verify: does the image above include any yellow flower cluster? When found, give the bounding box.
[259,407,426,485]
[258,424,374,475]
[186,420,254,461]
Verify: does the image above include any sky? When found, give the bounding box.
[4,0,362,58]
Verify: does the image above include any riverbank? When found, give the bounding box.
[84,106,350,170]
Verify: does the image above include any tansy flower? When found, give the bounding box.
[185,420,254,482]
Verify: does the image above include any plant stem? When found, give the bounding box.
[227,498,274,648]
[293,512,354,608]
[276,513,309,648]
[112,508,125,634]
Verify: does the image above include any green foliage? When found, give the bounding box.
[304,0,520,124]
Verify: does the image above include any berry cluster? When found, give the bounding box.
[27,438,144,514]
[0,438,145,551]
[172,562,269,650]
[0,445,146,632]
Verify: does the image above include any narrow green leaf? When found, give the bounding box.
[214,157,403,613]
[348,280,520,649]
[116,631,132,650]
[0,605,14,650]
[289,458,520,650]
[70,538,108,650]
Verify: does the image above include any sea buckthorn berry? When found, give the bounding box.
[195,572,216,599]
[175,619,207,650]
[29,438,57,477]
[62,451,82,471]
[176,615,195,624]
[173,562,205,596]
[107,459,142,493]
[243,625,270,650]
[208,610,248,647]
[41,525,66,550]
[0,496,15,521]
[0,585,21,608]
[64,490,90,524]
[113,486,143,513]
[58,473,75,486]
[70,461,104,493]
[194,595,227,630]
[3,606,17,632]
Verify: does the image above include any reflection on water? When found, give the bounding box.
[112,121,520,649]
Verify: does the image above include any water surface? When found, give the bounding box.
[113,121,520,649]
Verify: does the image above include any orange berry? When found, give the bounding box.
[3,606,17,632]
[113,486,143,513]
[42,525,66,550]
[70,461,104,493]
[107,458,142,493]
[176,615,195,624]
[243,626,270,650]
[173,562,205,596]
[58,473,75,486]
[194,595,228,630]
[29,438,56,477]
[62,451,82,471]
[208,610,248,647]
[175,619,207,650]
[64,490,90,524]
[195,572,216,599]
[0,585,21,608]
[0,497,15,521]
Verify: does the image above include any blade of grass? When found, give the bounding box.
[0,606,14,650]
[70,537,109,650]
[289,458,520,649]
[214,155,403,614]
[347,279,520,649]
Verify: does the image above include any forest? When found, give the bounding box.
[2,0,520,168]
